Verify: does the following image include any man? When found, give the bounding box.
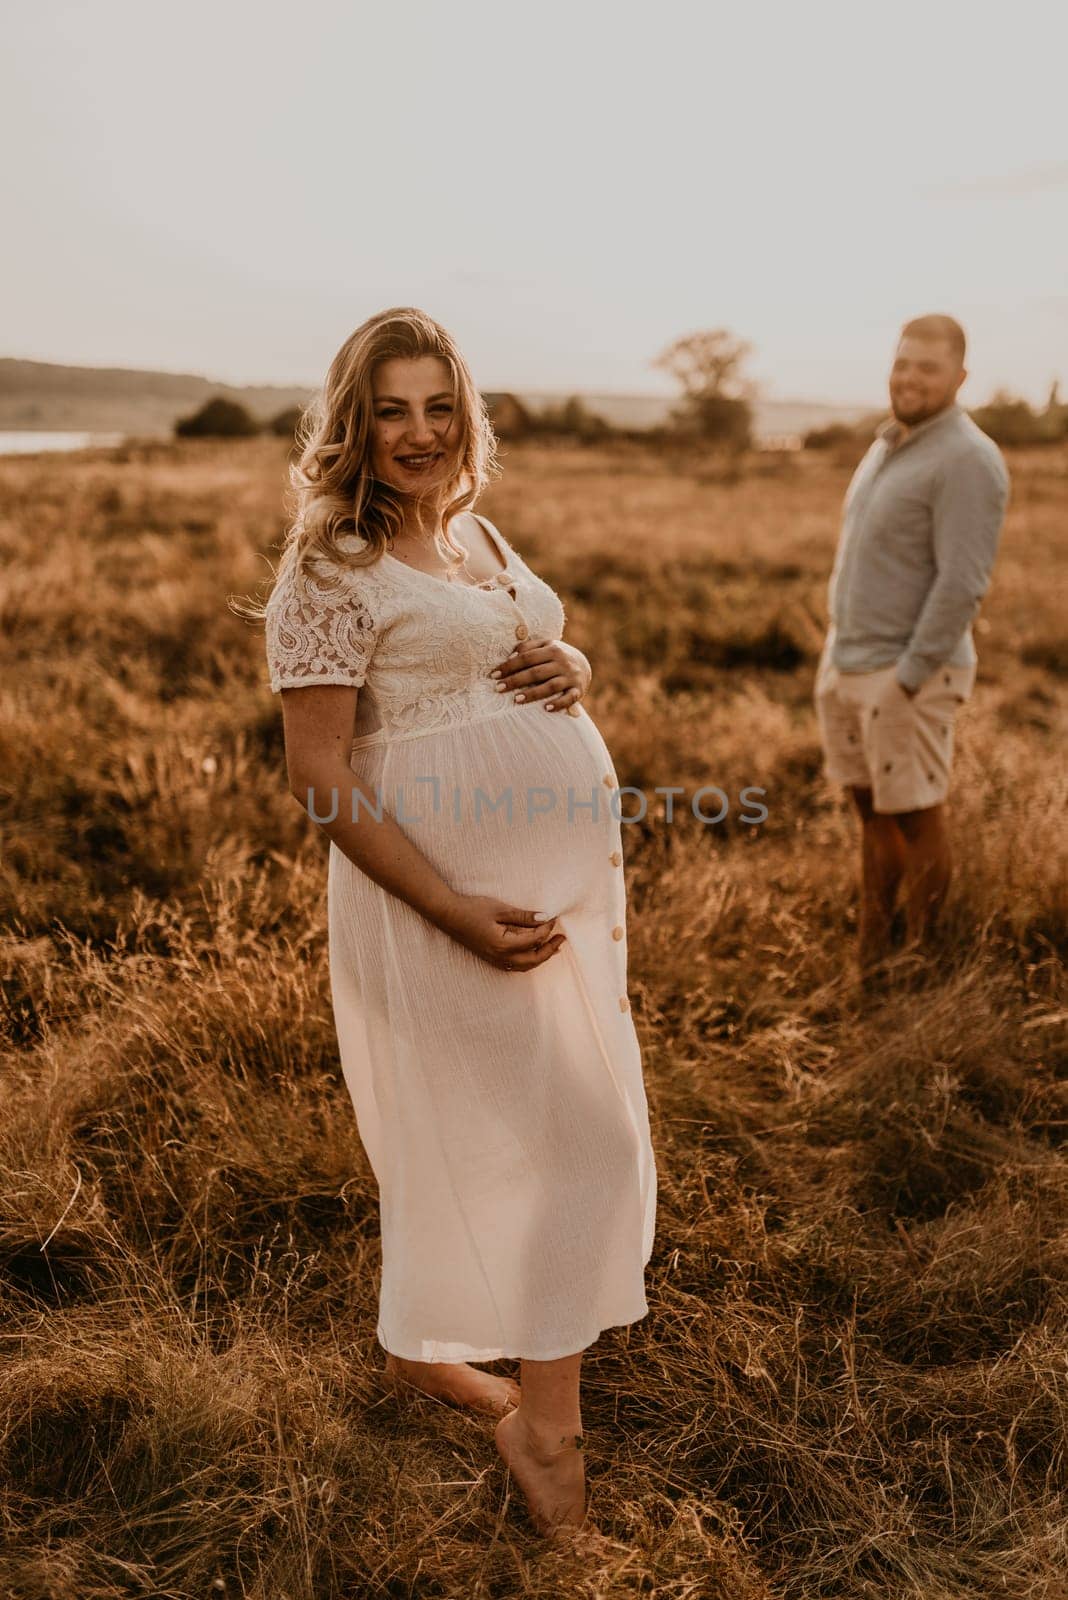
[815,314,1010,971]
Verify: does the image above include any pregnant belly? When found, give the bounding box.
[346,701,621,908]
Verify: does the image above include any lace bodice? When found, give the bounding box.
[264,515,568,741]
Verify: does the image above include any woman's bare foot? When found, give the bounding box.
[384,1353,520,1417]
[495,1407,588,1539]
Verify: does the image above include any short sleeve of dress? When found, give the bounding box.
[264,552,378,694]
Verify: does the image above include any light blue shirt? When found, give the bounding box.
[826,403,1010,691]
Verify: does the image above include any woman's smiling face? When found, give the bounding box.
[369,355,460,495]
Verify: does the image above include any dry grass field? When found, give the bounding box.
[1,435,1066,1599]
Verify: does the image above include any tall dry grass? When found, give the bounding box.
[1,436,1066,1598]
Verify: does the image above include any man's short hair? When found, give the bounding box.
[900,314,966,365]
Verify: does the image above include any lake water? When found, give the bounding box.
[0,431,127,455]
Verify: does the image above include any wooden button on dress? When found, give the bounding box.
[618,995,630,1013]
[610,850,622,866]
[514,623,529,640]
[611,925,624,941]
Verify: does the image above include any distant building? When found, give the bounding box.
[481,392,532,439]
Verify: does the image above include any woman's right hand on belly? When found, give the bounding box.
[437,896,566,973]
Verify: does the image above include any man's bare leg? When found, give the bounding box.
[850,785,908,970]
[495,1351,589,1538]
[895,801,952,943]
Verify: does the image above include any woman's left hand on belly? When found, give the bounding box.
[488,639,592,712]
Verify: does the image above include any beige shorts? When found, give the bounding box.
[814,654,976,814]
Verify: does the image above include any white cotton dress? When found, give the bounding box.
[265,513,657,1363]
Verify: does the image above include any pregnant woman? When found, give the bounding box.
[262,307,657,1539]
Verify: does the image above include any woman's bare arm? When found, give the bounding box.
[279,682,463,928]
[277,683,565,971]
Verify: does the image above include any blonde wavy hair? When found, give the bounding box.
[239,307,499,618]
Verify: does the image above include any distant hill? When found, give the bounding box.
[0,359,315,435]
[0,358,880,443]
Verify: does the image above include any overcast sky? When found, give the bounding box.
[4,0,1066,406]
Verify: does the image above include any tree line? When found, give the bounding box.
[174,337,1068,451]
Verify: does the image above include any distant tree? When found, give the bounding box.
[562,396,611,441]
[803,422,857,451]
[652,328,755,449]
[654,329,752,400]
[970,390,1066,447]
[1042,379,1068,436]
[267,405,305,439]
[175,396,260,438]
[534,395,612,442]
